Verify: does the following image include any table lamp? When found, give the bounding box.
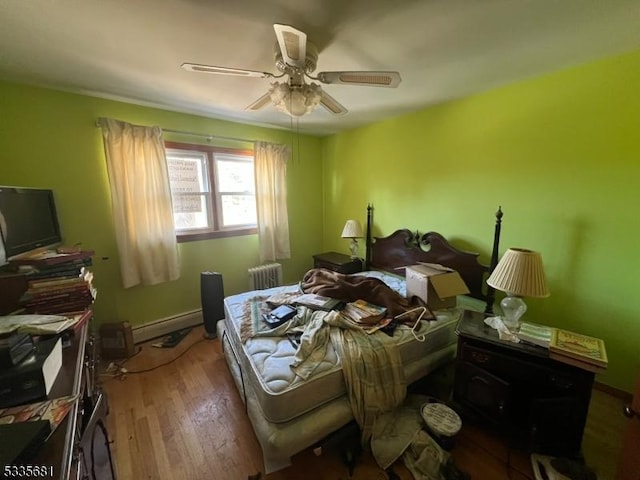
[341,219,363,259]
[486,247,550,331]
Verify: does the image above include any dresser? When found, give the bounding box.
[313,252,362,274]
[32,313,116,480]
[453,309,594,457]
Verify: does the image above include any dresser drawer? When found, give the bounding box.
[454,360,512,424]
[460,342,579,394]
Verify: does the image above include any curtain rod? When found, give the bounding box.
[95,118,257,144]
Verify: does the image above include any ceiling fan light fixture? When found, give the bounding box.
[184,24,401,117]
[269,82,322,117]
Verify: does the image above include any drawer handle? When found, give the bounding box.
[471,375,489,385]
[471,351,490,363]
[623,405,639,419]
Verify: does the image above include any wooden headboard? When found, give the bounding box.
[364,204,503,315]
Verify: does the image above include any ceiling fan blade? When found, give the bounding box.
[319,90,347,115]
[245,92,272,111]
[273,24,307,69]
[317,71,401,88]
[182,63,273,78]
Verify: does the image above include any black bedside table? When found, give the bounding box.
[313,252,362,274]
[453,309,595,457]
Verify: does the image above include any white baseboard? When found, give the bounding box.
[132,309,203,344]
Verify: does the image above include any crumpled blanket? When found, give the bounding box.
[301,268,433,321]
[247,303,406,446]
[403,430,449,480]
[329,324,406,445]
[372,394,460,479]
[371,394,429,469]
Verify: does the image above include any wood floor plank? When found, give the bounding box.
[102,325,625,480]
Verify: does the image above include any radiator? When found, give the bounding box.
[248,263,283,290]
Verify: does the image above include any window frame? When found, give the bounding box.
[165,141,257,243]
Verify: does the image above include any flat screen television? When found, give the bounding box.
[0,186,62,264]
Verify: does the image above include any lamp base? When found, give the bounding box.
[500,295,527,332]
[349,239,359,259]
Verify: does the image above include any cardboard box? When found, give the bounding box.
[405,263,470,310]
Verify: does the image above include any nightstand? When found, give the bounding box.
[313,252,362,274]
[453,309,595,457]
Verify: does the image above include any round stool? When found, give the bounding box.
[420,401,462,450]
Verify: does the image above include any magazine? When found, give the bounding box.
[0,395,78,439]
[549,329,608,368]
[341,299,387,325]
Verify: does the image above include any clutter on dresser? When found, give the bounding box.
[9,249,94,267]
[2,249,97,315]
[0,394,78,437]
[517,321,554,348]
[549,328,608,373]
[0,313,81,336]
[0,336,62,408]
[0,331,35,367]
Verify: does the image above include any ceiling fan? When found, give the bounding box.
[182,23,402,117]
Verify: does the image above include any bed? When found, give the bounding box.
[216,206,503,473]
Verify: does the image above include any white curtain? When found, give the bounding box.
[254,141,291,262]
[100,118,180,288]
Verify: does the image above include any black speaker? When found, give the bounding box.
[201,272,225,339]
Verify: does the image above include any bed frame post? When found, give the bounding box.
[484,206,503,316]
[365,203,373,270]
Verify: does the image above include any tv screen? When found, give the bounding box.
[0,187,62,262]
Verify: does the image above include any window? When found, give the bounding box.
[165,142,257,241]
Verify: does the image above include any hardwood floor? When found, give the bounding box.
[101,326,627,480]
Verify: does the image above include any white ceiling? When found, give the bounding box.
[1,0,639,136]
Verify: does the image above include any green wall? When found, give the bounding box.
[322,49,640,392]
[2,47,638,392]
[0,82,323,329]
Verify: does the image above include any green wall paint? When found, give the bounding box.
[2,48,639,393]
[0,82,323,329]
[322,49,640,393]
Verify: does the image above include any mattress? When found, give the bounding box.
[222,270,460,424]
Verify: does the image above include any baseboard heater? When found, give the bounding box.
[131,310,203,344]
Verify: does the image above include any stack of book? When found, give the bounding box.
[341,299,389,333]
[15,251,94,282]
[548,328,608,373]
[20,269,97,315]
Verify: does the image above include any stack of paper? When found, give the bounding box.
[517,322,554,348]
[0,314,80,336]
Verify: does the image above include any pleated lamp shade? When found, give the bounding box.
[487,248,550,298]
[341,220,363,239]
